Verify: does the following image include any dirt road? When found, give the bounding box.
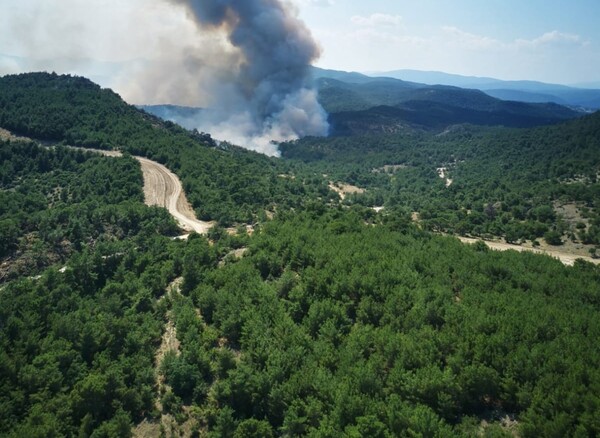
[457,236,599,266]
[77,148,212,234]
[43,143,600,262]
[135,157,213,234]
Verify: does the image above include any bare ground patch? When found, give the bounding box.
[457,236,599,266]
[329,182,365,200]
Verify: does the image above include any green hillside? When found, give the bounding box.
[282,112,600,246]
[0,72,333,225]
[1,73,600,437]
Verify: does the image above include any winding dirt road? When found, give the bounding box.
[79,148,212,234]
[135,157,213,234]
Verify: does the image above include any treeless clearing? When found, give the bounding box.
[457,236,599,266]
[436,167,453,187]
[329,181,365,200]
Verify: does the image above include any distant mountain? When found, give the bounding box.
[368,69,600,109]
[482,89,568,105]
[573,81,600,89]
[309,67,377,84]
[309,69,582,135]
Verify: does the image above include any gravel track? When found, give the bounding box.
[457,236,599,266]
[135,157,213,234]
[76,148,212,234]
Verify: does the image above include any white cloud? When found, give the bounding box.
[515,30,586,48]
[441,26,503,50]
[313,21,599,84]
[293,0,334,7]
[441,27,587,52]
[351,13,402,27]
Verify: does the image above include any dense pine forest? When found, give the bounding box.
[1,72,600,437]
[281,115,600,248]
[0,73,333,225]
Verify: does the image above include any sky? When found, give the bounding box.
[1,0,600,106]
[296,0,600,85]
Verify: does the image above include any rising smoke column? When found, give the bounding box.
[167,0,329,155]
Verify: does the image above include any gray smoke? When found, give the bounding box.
[163,0,329,155]
[0,0,328,155]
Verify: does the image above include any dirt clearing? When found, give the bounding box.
[329,182,365,200]
[457,236,599,266]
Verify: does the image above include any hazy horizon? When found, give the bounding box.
[1,0,600,95]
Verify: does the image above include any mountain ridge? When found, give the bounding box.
[366,68,600,109]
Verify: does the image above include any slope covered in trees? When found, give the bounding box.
[3,204,600,437]
[281,112,600,248]
[2,72,600,437]
[0,227,184,436]
[0,140,179,280]
[154,210,600,436]
[0,135,185,435]
[0,72,333,225]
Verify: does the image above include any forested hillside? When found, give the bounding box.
[282,113,600,249]
[315,77,580,134]
[3,204,600,437]
[0,141,179,281]
[0,73,333,225]
[172,210,600,437]
[1,72,600,437]
[0,136,184,435]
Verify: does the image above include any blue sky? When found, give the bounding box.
[296,0,600,84]
[1,0,599,99]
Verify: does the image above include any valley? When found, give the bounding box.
[77,139,600,267]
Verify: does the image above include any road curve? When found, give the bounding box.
[135,157,213,234]
[76,148,213,234]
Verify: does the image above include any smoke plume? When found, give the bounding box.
[162,0,329,155]
[0,0,328,154]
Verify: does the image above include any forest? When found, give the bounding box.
[281,114,600,248]
[0,73,334,226]
[2,203,600,436]
[0,140,180,281]
[1,72,600,437]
